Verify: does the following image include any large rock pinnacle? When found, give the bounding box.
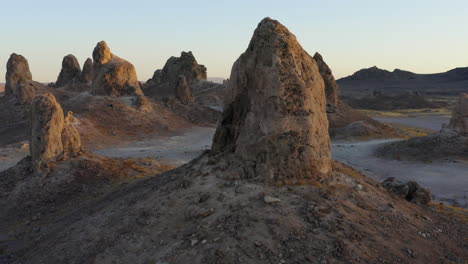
[81,58,94,84]
[175,75,193,104]
[211,17,332,184]
[313,52,339,106]
[448,93,468,134]
[5,53,33,95]
[91,41,143,96]
[30,93,82,172]
[56,54,82,87]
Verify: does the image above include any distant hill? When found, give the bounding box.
[337,66,468,97]
[207,77,225,84]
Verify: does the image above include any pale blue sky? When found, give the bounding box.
[1,0,467,82]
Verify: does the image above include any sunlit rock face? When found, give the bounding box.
[91,41,143,97]
[212,17,332,185]
[5,53,33,95]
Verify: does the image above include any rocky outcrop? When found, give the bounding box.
[30,93,82,172]
[81,58,94,84]
[5,53,33,95]
[143,51,206,99]
[91,41,143,96]
[56,54,82,87]
[314,52,338,106]
[382,177,431,205]
[448,93,468,134]
[211,17,332,184]
[175,75,193,104]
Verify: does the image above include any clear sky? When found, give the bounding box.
[1,0,467,82]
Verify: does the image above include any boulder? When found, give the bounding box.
[314,52,339,106]
[175,75,193,104]
[211,17,332,184]
[5,53,32,95]
[30,93,82,172]
[382,177,431,204]
[81,58,94,84]
[91,41,143,96]
[56,54,82,87]
[448,93,468,134]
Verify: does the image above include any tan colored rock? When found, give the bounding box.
[30,93,82,172]
[314,52,339,106]
[211,17,332,184]
[175,75,193,104]
[56,54,82,87]
[448,93,468,133]
[91,41,143,96]
[134,95,153,113]
[5,53,32,95]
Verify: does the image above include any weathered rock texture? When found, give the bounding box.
[211,17,332,184]
[56,54,82,87]
[91,41,143,96]
[81,58,94,84]
[175,75,193,104]
[314,52,338,106]
[143,51,207,98]
[382,177,432,205]
[5,53,33,95]
[448,93,468,134]
[30,93,82,172]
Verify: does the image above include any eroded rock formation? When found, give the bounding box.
[448,93,468,134]
[91,41,143,96]
[81,58,94,84]
[56,54,82,87]
[5,53,33,95]
[211,17,332,184]
[144,51,207,98]
[30,93,82,172]
[314,52,338,107]
[175,75,193,104]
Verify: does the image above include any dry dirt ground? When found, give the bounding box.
[0,155,466,264]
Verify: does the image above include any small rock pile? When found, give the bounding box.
[382,177,431,204]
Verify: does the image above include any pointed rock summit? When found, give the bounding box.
[81,58,94,84]
[175,75,193,104]
[30,93,82,172]
[448,93,468,134]
[91,41,143,96]
[314,52,339,106]
[212,17,332,184]
[5,53,33,95]
[55,54,82,87]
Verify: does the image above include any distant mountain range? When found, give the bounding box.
[337,66,468,97]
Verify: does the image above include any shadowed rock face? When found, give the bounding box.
[448,93,468,134]
[81,58,94,84]
[212,17,332,184]
[91,41,143,96]
[30,93,82,172]
[5,53,33,95]
[175,75,193,104]
[314,52,339,106]
[56,54,82,87]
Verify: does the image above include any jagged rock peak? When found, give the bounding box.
[314,52,339,106]
[448,93,468,134]
[56,54,82,87]
[211,17,332,185]
[81,58,94,84]
[30,93,82,173]
[92,41,112,66]
[5,53,33,95]
[175,75,193,104]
